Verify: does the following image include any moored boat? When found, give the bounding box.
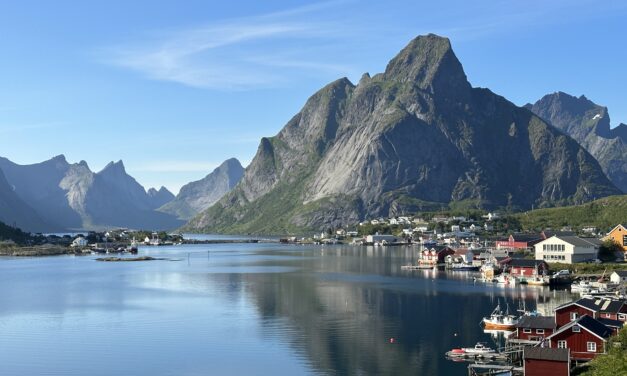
[482,303,519,330]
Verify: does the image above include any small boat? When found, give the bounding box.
[524,276,549,286]
[495,274,516,285]
[482,303,519,330]
[448,263,480,271]
[446,343,496,358]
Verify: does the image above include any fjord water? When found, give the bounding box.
[0,241,575,375]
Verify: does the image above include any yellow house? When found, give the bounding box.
[605,224,627,252]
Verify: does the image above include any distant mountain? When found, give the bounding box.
[147,187,175,209]
[183,34,620,234]
[0,168,52,232]
[526,92,627,192]
[0,155,183,231]
[159,158,243,220]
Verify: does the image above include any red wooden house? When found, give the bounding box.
[508,259,549,277]
[523,347,570,376]
[516,316,556,342]
[496,233,543,250]
[419,246,454,265]
[555,297,627,327]
[547,315,612,360]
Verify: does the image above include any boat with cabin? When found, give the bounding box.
[482,303,519,330]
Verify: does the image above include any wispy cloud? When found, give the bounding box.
[98,1,355,90]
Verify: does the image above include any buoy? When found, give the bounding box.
[389,338,395,343]
[454,333,458,337]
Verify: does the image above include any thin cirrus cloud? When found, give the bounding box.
[98,3,355,90]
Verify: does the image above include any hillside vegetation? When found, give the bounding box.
[514,195,627,232]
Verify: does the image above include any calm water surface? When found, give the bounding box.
[0,241,576,375]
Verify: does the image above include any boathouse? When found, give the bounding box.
[547,315,612,360]
[420,246,454,264]
[523,347,570,376]
[508,259,549,277]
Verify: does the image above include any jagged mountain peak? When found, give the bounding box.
[529,92,627,192]
[99,160,126,175]
[158,158,244,220]
[184,35,619,234]
[383,34,469,95]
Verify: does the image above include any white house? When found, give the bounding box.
[610,271,627,285]
[366,234,398,244]
[484,223,494,231]
[451,225,461,232]
[534,235,600,264]
[70,237,88,247]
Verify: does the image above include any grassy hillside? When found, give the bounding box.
[513,195,627,232]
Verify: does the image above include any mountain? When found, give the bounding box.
[526,92,627,192]
[0,155,183,231]
[147,186,175,209]
[159,158,244,220]
[0,168,52,232]
[183,34,620,234]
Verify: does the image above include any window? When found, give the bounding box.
[523,328,532,333]
[570,312,579,321]
[536,329,545,334]
[619,314,626,321]
[557,340,567,349]
[543,244,547,251]
[605,313,612,318]
[572,325,580,333]
[587,342,597,352]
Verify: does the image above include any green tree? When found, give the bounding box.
[598,239,623,262]
[584,326,627,375]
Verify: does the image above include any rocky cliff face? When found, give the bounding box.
[147,187,175,209]
[527,92,627,192]
[184,34,621,234]
[0,168,52,232]
[0,155,182,231]
[159,158,243,220]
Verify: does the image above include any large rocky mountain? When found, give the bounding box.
[526,92,627,192]
[147,186,175,209]
[0,155,182,231]
[159,158,244,220]
[0,168,52,232]
[184,34,620,234]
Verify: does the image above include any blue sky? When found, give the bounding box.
[0,0,625,193]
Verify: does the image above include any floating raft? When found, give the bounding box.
[401,264,435,270]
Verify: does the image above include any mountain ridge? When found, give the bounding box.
[159,158,244,220]
[183,34,620,234]
[527,92,627,192]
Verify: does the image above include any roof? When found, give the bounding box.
[516,316,556,330]
[542,230,575,239]
[598,318,625,329]
[612,271,627,277]
[510,233,543,242]
[556,297,626,313]
[509,259,547,268]
[548,315,612,341]
[555,235,601,247]
[524,347,569,362]
[608,224,627,235]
